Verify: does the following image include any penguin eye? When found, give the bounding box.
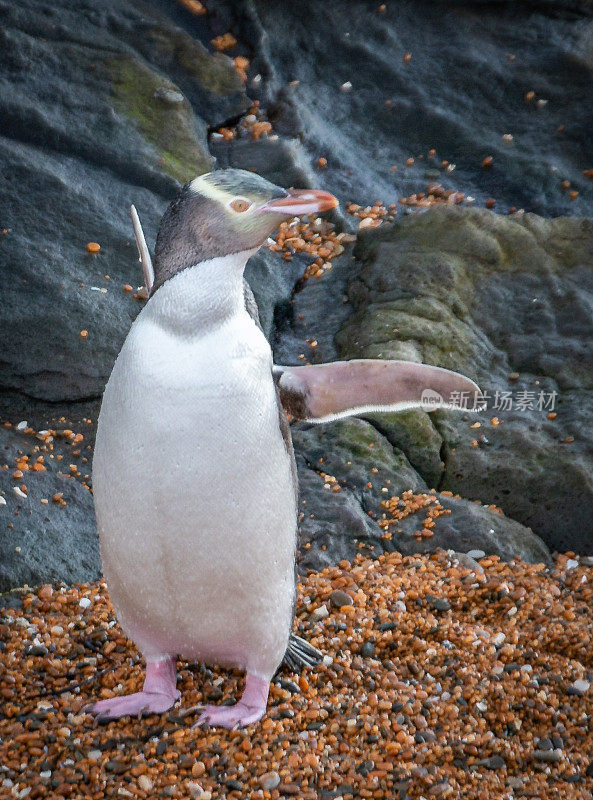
[229,197,252,213]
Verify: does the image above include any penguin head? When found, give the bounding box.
[152,169,338,293]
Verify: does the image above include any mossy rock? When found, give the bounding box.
[107,54,213,184]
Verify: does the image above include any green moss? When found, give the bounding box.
[148,28,245,98]
[107,55,212,183]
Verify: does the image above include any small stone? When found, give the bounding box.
[475,755,506,770]
[79,597,91,609]
[377,621,395,631]
[565,559,579,570]
[340,81,352,91]
[279,679,300,694]
[580,556,593,566]
[533,748,562,762]
[424,170,441,180]
[39,771,51,780]
[329,590,353,608]
[260,771,281,791]
[138,776,153,792]
[360,641,375,658]
[226,779,242,791]
[507,777,524,789]
[426,595,451,612]
[154,87,185,105]
[311,603,329,621]
[537,737,553,751]
[16,421,28,431]
[105,760,127,774]
[466,549,486,559]
[26,645,48,656]
[567,678,590,696]
[87,750,102,760]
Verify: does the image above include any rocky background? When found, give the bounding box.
[1,0,592,592]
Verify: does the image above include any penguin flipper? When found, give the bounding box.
[273,360,484,423]
[282,633,323,671]
[130,205,154,294]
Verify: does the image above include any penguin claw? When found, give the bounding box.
[192,703,266,730]
[85,691,178,721]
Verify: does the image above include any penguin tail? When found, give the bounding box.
[282,633,323,672]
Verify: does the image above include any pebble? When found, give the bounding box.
[260,770,281,790]
[533,748,563,762]
[466,549,486,559]
[1,550,591,800]
[329,590,353,608]
[360,641,375,658]
[475,755,506,769]
[426,595,451,612]
[568,678,590,696]
[154,87,185,105]
[311,603,329,621]
[138,775,153,792]
[78,597,91,609]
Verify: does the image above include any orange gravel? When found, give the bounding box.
[268,217,354,279]
[1,552,592,799]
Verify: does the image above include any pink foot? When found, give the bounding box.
[85,656,180,721]
[194,673,269,730]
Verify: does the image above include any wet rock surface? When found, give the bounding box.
[224,0,593,216]
[3,0,593,589]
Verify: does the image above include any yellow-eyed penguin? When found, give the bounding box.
[87,169,482,728]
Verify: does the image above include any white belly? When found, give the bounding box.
[93,302,297,678]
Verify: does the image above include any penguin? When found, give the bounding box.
[86,169,482,729]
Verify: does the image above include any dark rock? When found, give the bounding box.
[25,644,49,656]
[533,748,562,762]
[0,425,99,592]
[278,679,300,694]
[475,755,506,770]
[0,0,246,403]
[329,590,354,608]
[230,0,593,217]
[426,596,451,613]
[360,642,375,658]
[333,205,593,554]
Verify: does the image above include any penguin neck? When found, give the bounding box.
[147,248,258,335]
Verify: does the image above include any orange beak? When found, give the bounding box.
[260,188,339,216]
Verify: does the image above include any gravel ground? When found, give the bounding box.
[1,551,592,799]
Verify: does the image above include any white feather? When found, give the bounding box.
[130,205,154,294]
[93,253,296,681]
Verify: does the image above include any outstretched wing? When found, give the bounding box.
[273,360,483,423]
